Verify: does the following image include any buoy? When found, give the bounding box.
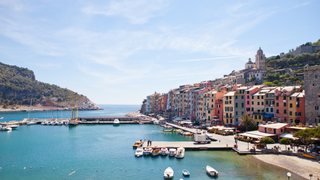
[101,170,103,172]
[0,167,2,169]
[203,167,204,169]
[24,167,26,170]
[12,165,14,168]
[71,169,73,171]
[138,168,140,170]
[98,177,100,178]
[76,169,78,171]
[151,168,153,170]
[41,166,42,168]
[30,166,32,169]
[53,168,55,170]
[96,170,98,172]
[120,168,122,171]
[111,170,113,172]
[160,168,161,170]
[125,170,127,172]
[57,167,59,169]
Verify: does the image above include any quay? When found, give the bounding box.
[142,123,261,155]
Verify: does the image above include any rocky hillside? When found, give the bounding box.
[0,62,102,110]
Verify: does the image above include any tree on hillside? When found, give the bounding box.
[249,76,256,82]
[279,138,291,150]
[239,114,254,132]
[260,137,275,149]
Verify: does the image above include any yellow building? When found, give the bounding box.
[251,91,265,126]
[223,91,235,125]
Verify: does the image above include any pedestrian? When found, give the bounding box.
[150,140,152,146]
[147,140,150,146]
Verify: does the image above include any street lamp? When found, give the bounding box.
[287,172,291,180]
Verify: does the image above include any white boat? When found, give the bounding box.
[164,167,174,179]
[206,165,218,177]
[175,147,185,159]
[0,125,12,131]
[152,147,161,156]
[163,125,172,129]
[0,117,3,119]
[135,147,143,157]
[113,119,120,125]
[57,121,63,126]
[160,147,169,156]
[41,121,46,125]
[169,148,177,157]
[27,121,37,126]
[143,147,153,155]
[10,125,19,129]
[182,169,190,176]
[50,121,57,125]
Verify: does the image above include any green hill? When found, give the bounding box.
[0,62,100,110]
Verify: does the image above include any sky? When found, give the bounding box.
[0,0,319,105]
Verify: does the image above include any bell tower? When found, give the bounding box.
[255,47,266,71]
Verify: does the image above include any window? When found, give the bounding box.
[242,96,244,99]
[230,107,233,111]
[252,96,254,99]
[290,111,292,115]
[230,119,233,123]
[276,96,279,100]
[266,101,268,105]
[236,118,238,122]
[235,103,238,108]
[247,91,249,94]
[235,96,238,99]
[247,95,249,99]
[252,107,254,111]
[290,103,292,108]
[284,96,286,100]
[257,102,260,105]
[255,115,257,119]
[262,102,264,105]
[276,103,279,107]
[230,113,233,118]
[236,111,238,115]
[284,110,287,114]
[226,119,228,123]
[247,101,249,105]
[266,108,269,112]
[252,101,254,105]
[290,97,292,100]
[208,110,210,113]
[242,112,244,115]
[212,99,213,102]
[271,108,273,112]
[284,103,286,107]
[276,109,279,114]
[259,115,261,119]
[257,96,260,99]
[212,105,213,108]
[261,96,264,99]
[218,110,220,114]
[242,103,244,108]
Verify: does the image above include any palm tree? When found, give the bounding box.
[239,113,253,132]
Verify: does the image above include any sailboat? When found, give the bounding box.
[68,105,79,126]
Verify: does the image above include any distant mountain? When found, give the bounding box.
[0,62,102,110]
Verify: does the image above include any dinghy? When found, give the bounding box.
[182,169,190,176]
[206,165,218,177]
[164,167,174,179]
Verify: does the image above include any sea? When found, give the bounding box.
[0,105,303,180]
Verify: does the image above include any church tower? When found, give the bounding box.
[255,47,266,71]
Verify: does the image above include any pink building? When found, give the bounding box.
[258,123,289,141]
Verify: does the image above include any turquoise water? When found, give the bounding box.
[0,105,303,179]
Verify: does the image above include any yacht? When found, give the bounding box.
[169,148,177,157]
[113,119,120,126]
[0,125,12,131]
[10,125,19,129]
[160,147,169,156]
[57,121,63,125]
[135,147,143,157]
[50,121,57,125]
[27,121,37,126]
[175,147,185,159]
[143,147,153,155]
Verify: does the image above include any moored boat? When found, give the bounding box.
[183,132,193,136]
[182,169,190,176]
[163,129,172,132]
[133,140,143,148]
[27,121,37,126]
[0,125,12,131]
[160,147,169,155]
[152,146,161,156]
[175,147,185,159]
[169,148,177,157]
[173,129,183,132]
[143,147,153,155]
[10,125,19,129]
[135,147,143,157]
[164,167,174,179]
[113,119,120,125]
[206,165,218,177]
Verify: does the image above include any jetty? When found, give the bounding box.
[142,123,261,155]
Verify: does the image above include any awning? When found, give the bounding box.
[239,130,276,139]
[280,133,298,140]
[263,114,274,118]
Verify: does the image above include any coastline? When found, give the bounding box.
[254,154,320,179]
[0,104,103,113]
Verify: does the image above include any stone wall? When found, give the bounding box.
[304,64,320,125]
[282,45,320,57]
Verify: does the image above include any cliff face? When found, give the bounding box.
[0,62,102,110]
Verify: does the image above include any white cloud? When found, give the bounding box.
[82,0,168,24]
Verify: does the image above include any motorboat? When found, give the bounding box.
[173,129,183,132]
[163,167,174,179]
[10,125,19,129]
[0,117,3,119]
[143,147,153,155]
[169,148,177,157]
[182,169,190,176]
[27,121,37,125]
[160,147,169,156]
[152,146,161,156]
[50,121,57,125]
[206,165,218,177]
[0,125,12,131]
[163,129,172,132]
[163,125,172,129]
[183,132,193,136]
[135,147,143,157]
[175,147,185,159]
[41,121,46,125]
[57,121,63,125]
[113,119,120,125]
[133,140,143,148]
[179,131,184,135]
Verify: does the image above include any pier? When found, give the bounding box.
[142,123,261,155]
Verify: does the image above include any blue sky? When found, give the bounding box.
[0,0,319,105]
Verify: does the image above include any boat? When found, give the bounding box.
[182,169,190,176]
[135,147,143,157]
[183,132,193,136]
[10,125,19,129]
[41,121,46,125]
[160,147,169,155]
[27,121,37,126]
[133,140,143,148]
[152,146,161,156]
[179,131,184,135]
[113,119,120,126]
[0,117,3,119]
[163,125,172,129]
[57,121,63,126]
[0,125,12,131]
[175,147,185,159]
[206,165,218,177]
[163,167,174,179]
[143,147,153,155]
[173,129,183,132]
[50,121,57,125]
[69,105,79,126]
[163,129,172,132]
[169,148,177,157]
